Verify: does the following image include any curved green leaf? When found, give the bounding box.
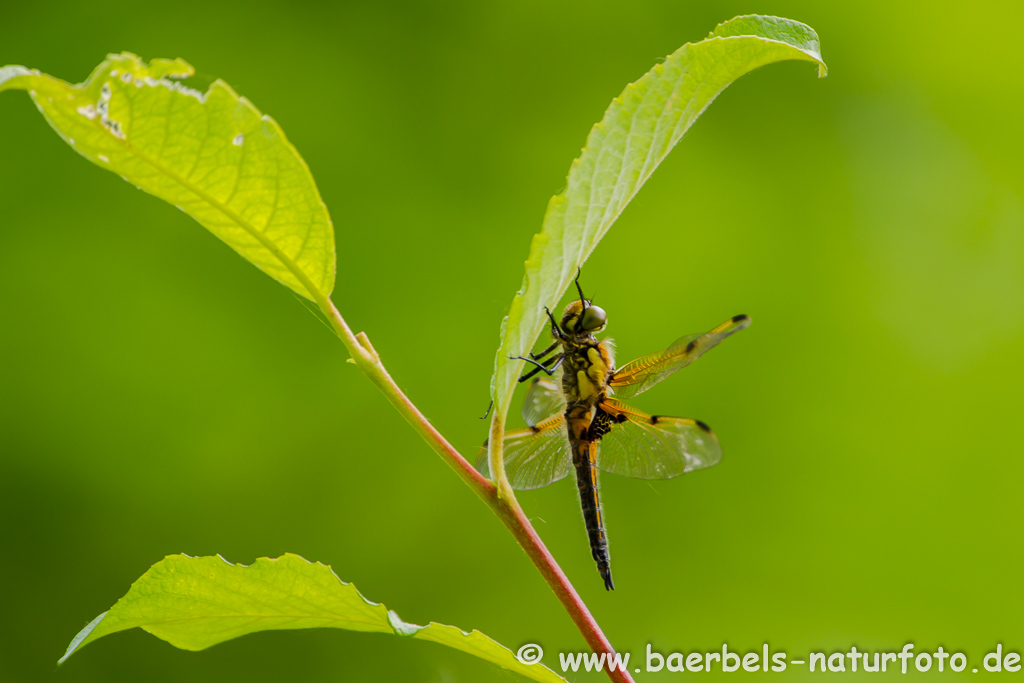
[490,15,825,417]
[0,54,335,299]
[58,554,565,683]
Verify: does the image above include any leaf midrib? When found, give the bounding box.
[77,102,321,301]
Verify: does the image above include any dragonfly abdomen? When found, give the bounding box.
[571,437,614,591]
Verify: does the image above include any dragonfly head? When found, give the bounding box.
[561,300,607,336]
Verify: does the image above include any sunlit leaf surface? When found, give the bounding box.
[0,54,335,299]
[59,554,565,683]
[490,15,826,417]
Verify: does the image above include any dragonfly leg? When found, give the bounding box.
[478,400,493,420]
[529,341,559,360]
[514,353,564,382]
[574,267,588,310]
[544,307,568,341]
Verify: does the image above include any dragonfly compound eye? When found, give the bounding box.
[580,305,607,331]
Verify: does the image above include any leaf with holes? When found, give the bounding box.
[0,54,335,299]
[59,554,566,683]
[489,15,826,419]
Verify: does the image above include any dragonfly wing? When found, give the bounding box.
[475,414,573,490]
[595,398,721,479]
[609,314,750,399]
[521,378,567,427]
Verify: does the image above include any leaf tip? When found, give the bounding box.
[58,612,107,665]
[708,14,827,75]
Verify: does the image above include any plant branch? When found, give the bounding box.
[314,293,634,683]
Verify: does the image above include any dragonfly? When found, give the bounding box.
[479,273,749,590]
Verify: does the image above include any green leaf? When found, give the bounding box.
[0,54,335,300]
[489,15,825,417]
[59,554,566,683]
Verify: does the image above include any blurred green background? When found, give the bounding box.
[2,1,1022,681]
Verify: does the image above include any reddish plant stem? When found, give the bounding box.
[321,299,633,683]
[494,494,634,683]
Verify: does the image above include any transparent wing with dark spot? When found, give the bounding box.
[595,398,722,479]
[521,378,566,427]
[475,415,573,490]
[609,315,750,399]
